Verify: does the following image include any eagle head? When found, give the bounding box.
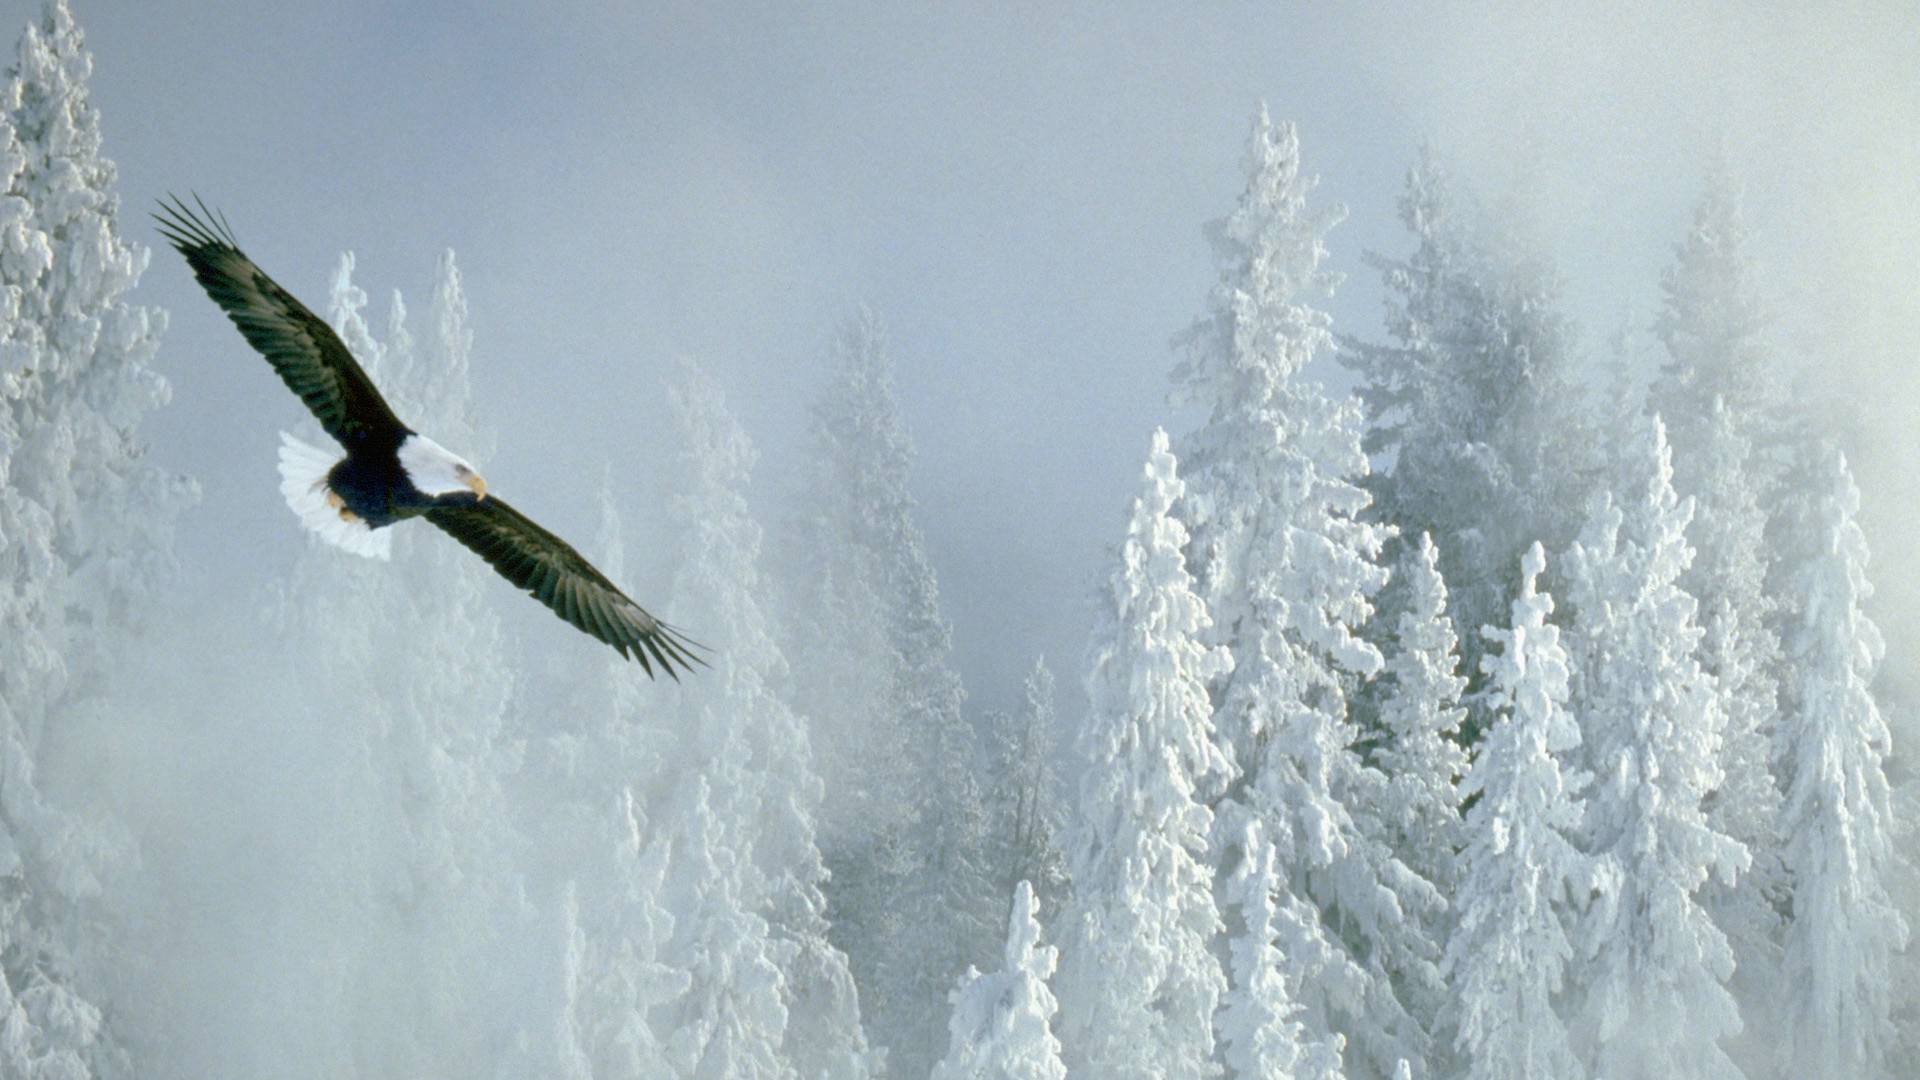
[399,433,488,502]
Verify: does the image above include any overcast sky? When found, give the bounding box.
[21,0,1919,720]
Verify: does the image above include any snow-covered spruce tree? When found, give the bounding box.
[526,494,683,1079]
[1055,428,1229,1080]
[654,776,793,1080]
[1371,534,1467,936]
[983,656,1068,920]
[1443,543,1586,1080]
[1562,417,1748,1080]
[1340,145,1594,727]
[1650,178,1788,1029]
[256,252,518,1077]
[655,358,871,1079]
[1773,447,1907,1080]
[1173,108,1438,1080]
[932,881,1067,1080]
[1216,815,1346,1080]
[783,312,994,1079]
[0,2,188,1073]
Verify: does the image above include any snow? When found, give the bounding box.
[1,4,1915,1078]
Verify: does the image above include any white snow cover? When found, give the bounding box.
[1444,543,1586,1080]
[277,430,392,560]
[1056,428,1230,1080]
[931,881,1067,1080]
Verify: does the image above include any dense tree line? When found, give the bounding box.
[0,2,1908,1077]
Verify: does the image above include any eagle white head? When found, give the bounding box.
[399,433,488,501]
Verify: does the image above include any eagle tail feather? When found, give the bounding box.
[278,432,392,560]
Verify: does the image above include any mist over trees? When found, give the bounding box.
[1,2,1915,1078]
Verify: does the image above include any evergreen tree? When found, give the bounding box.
[655,779,794,1080]
[931,881,1067,1080]
[1774,448,1907,1080]
[1444,543,1586,1080]
[1173,108,1437,1079]
[1650,177,1788,1030]
[1370,534,1467,996]
[255,252,518,1077]
[659,358,871,1079]
[983,657,1068,918]
[1056,428,1229,1080]
[784,313,994,1079]
[1562,418,1748,1080]
[1216,815,1346,1080]
[1341,146,1595,726]
[0,3,188,1072]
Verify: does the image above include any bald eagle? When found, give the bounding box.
[157,197,703,679]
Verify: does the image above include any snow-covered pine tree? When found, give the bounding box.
[1216,815,1346,1080]
[1443,543,1586,1080]
[983,656,1068,919]
[1055,428,1229,1080]
[1773,447,1907,1080]
[654,777,794,1080]
[931,881,1067,1080]
[1340,145,1595,728]
[1173,108,1438,1080]
[0,3,188,1072]
[1649,178,1787,1032]
[524,492,683,1079]
[657,358,871,1079]
[1371,533,1467,936]
[255,252,518,1077]
[1562,417,1748,1080]
[783,312,994,1079]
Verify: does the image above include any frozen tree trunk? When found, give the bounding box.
[1055,429,1228,1080]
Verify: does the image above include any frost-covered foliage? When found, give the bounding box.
[1056,429,1229,1080]
[1562,418,1748,1080]
[1173,109,1438,1080]
[1649,179,1789,1032]
[1774,448,1907,1080]
[250,251,525,1077]
[1342,146,1595,723]
[1444,543,1586,1080]
[657,358,871,1080]
[1371,534,1467,921]
[983,657,1068,918]
[932,881,1066,1080]
[0,3,188,1073]
[783,312,994,1079]
[1216,815,1347,1080]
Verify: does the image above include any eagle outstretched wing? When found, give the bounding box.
[426,496,704,679]
[155,195,405,446]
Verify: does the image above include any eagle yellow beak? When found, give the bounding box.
[467,473,488,501]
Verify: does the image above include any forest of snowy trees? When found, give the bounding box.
[0,2,1914,1078]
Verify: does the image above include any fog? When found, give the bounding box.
[7,0,1919,1075]
[35,0,1911,721]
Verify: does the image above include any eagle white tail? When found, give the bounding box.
[278,432,392,560]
